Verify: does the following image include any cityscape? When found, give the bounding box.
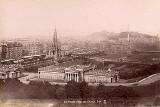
[1,0,160,107]
[1,27,160,107]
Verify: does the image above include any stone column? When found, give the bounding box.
[68,73,70,81]
[71,74,73,80]
[72,74,74,81]
[73,74,75,81]
[66,73,67,81]
[69,73,71,81]
[76,74,78,82]
[77,74,79,82]
[71,74,73,81]
[74,74,76,82]
[74,74,77,82]
[68,73,69,81]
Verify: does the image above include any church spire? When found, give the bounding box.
[53,27,60,64]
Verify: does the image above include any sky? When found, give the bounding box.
[0,0,160,39]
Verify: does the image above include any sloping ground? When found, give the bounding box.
[88,73,160,87]
[138,73,160,85]
[125,75,151,83]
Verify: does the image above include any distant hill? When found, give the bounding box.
[84,31,155,43]
[86,31,118,42]
[61,31,118,43]
[60,31,155,44]
[118,32,153,38]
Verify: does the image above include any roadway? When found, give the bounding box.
[88,73,160,86]
[20,72,160,87]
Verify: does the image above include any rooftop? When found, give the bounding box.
[84,68,118,77]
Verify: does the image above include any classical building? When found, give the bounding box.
[64,69,80,82]
[38,65,64,80]
[38,64,119,83]
[84,68,119,83]
[64,65,93,82]
[38,70,65,81]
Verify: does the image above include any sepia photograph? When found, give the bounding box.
[0,0,160,107]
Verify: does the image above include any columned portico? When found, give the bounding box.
[65,72,79,82]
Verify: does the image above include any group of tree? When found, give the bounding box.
[1,79,140,100]
[2,79,160,106]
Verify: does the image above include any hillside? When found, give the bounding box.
[85,31,155,42]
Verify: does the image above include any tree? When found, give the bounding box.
[111,85,139,99]
[79,81,90,99]
[65,80,80,98]
[55,87,66,99]
[27,81,55,99]
[110,85,139,107]
[95,83,106,100]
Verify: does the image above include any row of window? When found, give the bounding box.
[84,76,110,83]
[39,73,64,80]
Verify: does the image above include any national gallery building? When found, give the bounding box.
[38,64,119,83]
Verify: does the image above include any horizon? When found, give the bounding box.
[1,30,158,42]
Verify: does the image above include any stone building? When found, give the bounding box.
[16,38,44,56]
[0,70,22,79]
[0,43,7,59]
[64,65,93,82]
[38,65,65,81]
[84,68,119,83]
[38,64,119,83]
[1,42,23,60]
[27,40,44,56]
[0,62,23,80]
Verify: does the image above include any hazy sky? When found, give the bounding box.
[1,0,160,39]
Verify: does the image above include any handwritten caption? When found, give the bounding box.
[64,100,107,104]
